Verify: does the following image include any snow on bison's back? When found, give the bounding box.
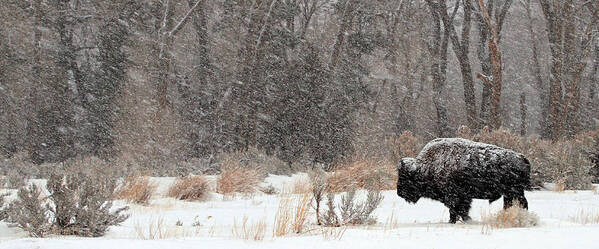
[397,138,531,223]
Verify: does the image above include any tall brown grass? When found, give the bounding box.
[116,176,156,205]
[232,216,267,241]
[327,159,395,192]
[167,175,210,201]
[217,163,261,196]
[273,194,312,237]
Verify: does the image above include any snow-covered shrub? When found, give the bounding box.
[6,170,129,238]
[482,204,539,228]
[46,172,129,237]
[167,176,210,201]
[327,159,394,192]
[217,163,260,196]
[547,138,594,190]
[319,189,383,227]
[5,184,52,237]
[116,176,156,205]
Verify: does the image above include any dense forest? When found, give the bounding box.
[1,0,598,174]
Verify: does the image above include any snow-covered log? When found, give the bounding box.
[397,138,531,223]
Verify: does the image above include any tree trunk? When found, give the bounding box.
[329,0,355,73]
[442,0,477,130]
[520,93,527,136]
[426,0,453,137]
[522,0,549,137]
[477,0,503,130]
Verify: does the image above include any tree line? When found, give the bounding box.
[1,0,598,168]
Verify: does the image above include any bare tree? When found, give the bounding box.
[539,0,599,140]
[473,0,513,129]
[475,0,507,130]
[425,0,454,137]
[521,0,549,137]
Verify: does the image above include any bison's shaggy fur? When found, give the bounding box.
[397,138,531,223]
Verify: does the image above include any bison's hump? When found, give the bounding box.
[416,138,520,167]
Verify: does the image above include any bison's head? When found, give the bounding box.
[397,158,422,204]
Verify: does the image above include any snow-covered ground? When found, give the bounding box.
[1,174,598,249]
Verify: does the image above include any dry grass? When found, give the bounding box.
[386,131,421,162]
[327,159,395,192]
[217,165,260,196]
[292,194,311,234]
[552,180,566,192]
[281,176,312,195]
[292,177,311,194]
[273,198,293,237]
[569,209,599,224]
[231,216,267,241]
[167,175,211,201]
[115,176,156,205]
[273,194,312,237]
[383,208,399,232]
[320,226,347,240]
[481,205,539,229]
[134,217,196,239]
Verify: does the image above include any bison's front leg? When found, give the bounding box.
[447,199,473,224]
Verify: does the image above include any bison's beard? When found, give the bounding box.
[397,187,421,204]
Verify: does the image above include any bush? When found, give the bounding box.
[546,138,594,190]
[482,204,539,228]
[116,176,157,205]
[319,189,383,227]
[5,171,129,238]
[46,172,130,237]
[5,184,52,237]
[167,176,210,201]
[327,159,394,192]
[217,164,260,196]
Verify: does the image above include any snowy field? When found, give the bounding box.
[1,174,598,249]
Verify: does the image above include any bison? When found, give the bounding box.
[396,138,531,223]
